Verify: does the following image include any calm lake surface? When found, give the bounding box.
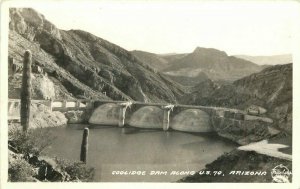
[43,124,237,182]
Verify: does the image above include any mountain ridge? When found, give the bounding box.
[235,54,292,65]
[181,63,292,133]
[8,8,183,103]
[163,47,263,83]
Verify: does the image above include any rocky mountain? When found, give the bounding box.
[162,73,209,87]
[159,53,187,63]
[132,50,201,86]
[131,48,262,87]
[235,54,292,65]
[131,50,187,72]
[163,47,263,83]
[131,50,170,71]
[182,63,292,134]
[8,8,184,103]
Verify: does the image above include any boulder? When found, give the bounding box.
[32,74,56,100]
[64,110,88,124]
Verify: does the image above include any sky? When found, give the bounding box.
[15,1,300,56]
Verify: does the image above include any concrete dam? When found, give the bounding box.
[8,99,273,133]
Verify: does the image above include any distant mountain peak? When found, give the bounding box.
[163,46,262,82]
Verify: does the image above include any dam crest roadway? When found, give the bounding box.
[8,99,273,133]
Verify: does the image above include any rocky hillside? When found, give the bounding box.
[179,149,292,183]
[131,50,187,71]
[163,73,209,87]
[8,8,183,103]
[182,63,292,134]
[132,50,206,86]
[235,54,292,65]
[163,47,263,83]
[159,53,187,63]
[131,48,262,86]
[131,50,170,71]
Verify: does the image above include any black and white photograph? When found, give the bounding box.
[1,0,300,187]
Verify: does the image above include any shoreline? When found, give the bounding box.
[178,131,292,183]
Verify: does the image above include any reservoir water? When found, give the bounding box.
[42,124,237,182]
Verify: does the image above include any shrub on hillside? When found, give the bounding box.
[8,126,56,157]
[55,158,95,182]
[8,124,95,182]
[8,158,35,182]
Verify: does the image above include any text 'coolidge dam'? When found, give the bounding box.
[8,99,273,133]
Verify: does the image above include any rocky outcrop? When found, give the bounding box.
[8,103,67,130]
[233,64,292,134]
[211,116,279,145]
[32,74,56,99]
[64,110,89,124]
[9,8,61,41]
[28,155,71,181]
[31,103,67,128]
[9,73,75,100]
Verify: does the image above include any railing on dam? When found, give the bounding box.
[8,99,94,112]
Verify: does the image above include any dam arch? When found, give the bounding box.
[170,109,213,132]
[128,106,164,129]
[89,103,120,125]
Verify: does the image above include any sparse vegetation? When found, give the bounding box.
[55,158,95,182]
[8,125,95,182]
[9,125,56,157]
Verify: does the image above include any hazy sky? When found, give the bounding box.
[19,1,299,56]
